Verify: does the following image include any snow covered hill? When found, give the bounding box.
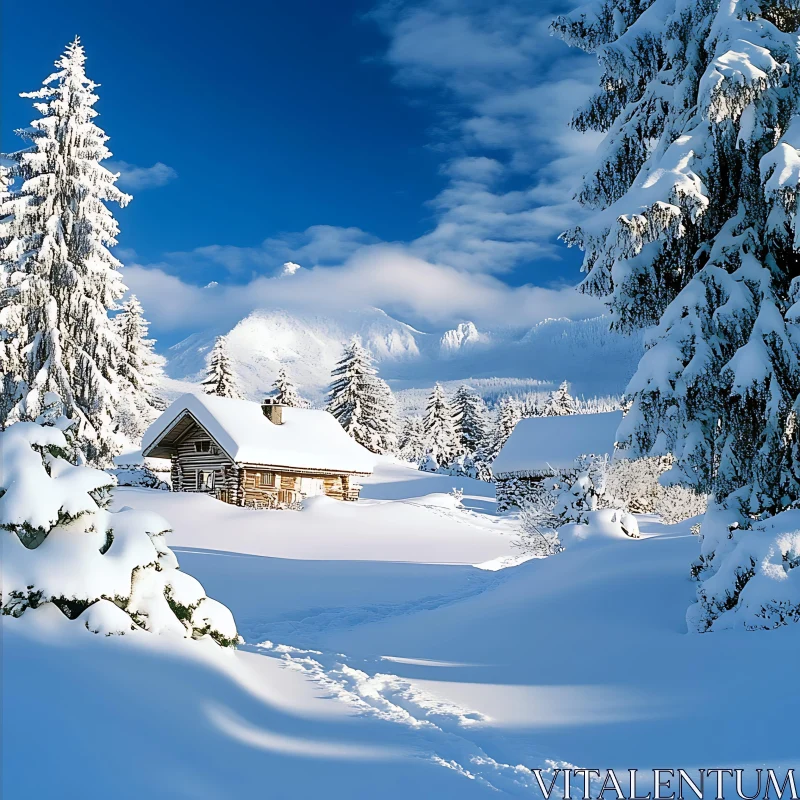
[162,310,643,406]
[164,307,427,400]
[6,460,799,798]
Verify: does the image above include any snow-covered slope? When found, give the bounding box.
[7,462,800,797]
[163,310,643,406]
[164,307,427,402]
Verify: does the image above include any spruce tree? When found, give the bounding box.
[0,163,23,422]
[423,383,458,466]
[490,395,523,459]
[398,415,426,463]
[271,367,309,408]
[452,384,490,455]
[202,336,241,399]
[554,0,800,628]
[0,38,132,463]
[327,337,397,454]
[114,295,165,443]
[542,381,576,417]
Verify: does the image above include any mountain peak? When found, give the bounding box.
[440,321,483,353]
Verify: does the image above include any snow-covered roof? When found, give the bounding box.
[142,393,375,474]
[492,411,623,477]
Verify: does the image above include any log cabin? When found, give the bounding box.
[141,393,375,507]
[492,410,622,511]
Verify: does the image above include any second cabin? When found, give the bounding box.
[141,393,375,508]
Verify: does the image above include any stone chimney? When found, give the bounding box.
[262,398,284,425]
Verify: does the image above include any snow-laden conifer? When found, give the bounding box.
[202,336,241,399]
[554,0,800,629]
[489,395,523,460]
[114,294,165,443]
[398,415,426,463]
[452,384,490,455]
[1,417,238,646]
[271,367,309,408]
[327,337,397,454]
[542,381,576,417]
[0,38,131,464]
[423,383,459,466]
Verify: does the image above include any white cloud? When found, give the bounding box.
[441,156,504,183]
[108,160,178,190]
[168,225,379,277]
[125,245,602,336]
[123,3,607,342]
[368,0,601,274]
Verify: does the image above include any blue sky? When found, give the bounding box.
[2,0,605,344]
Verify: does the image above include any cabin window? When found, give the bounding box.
[261,472,275,487]
[198,470,214,491]
[195,440,211,453]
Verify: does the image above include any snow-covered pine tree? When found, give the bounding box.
[0,162,23,423]
[327,337,397,454]
[398,415,426,463]
[423,383,459,466]
[202,336,241,399]
[0,38,132,464]
[554,0,800,629]
[1,418,238,646]
[542,381,576,417]
[371,376,398,454]
[452,384,490,455]
[489,395,523,460]
[114,294,165,443]
[271,367,309,408]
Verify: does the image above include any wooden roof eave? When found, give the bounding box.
[236,462,371,477]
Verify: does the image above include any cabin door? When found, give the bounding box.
[299,477,325,498]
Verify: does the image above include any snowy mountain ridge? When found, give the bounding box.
[162,308,643,405]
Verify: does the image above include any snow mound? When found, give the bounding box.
[559,509,640,548]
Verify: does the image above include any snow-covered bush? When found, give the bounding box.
[435,452,482,479]
[1,421,238,646]
[604,456,669,514]
[553,472,602,523]
[688,506,800,632]
[516,483,563,557]
[419,453,439,473]
[516,462,639,556]
[604,456,707,521]
[108,464,169,491]
[559,509,640,548]
[496,475,538,512]
[656,485,708,526]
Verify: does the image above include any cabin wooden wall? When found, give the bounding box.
[171,422,240,503]
[238,469,359,504]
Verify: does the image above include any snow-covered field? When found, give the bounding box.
[4,460,800,798]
